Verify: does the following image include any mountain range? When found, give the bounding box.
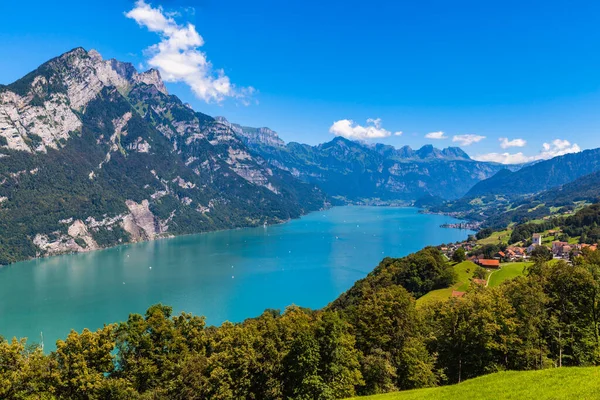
[0,47,585,263]
[465,148,600,198]
[230,132,508,202]
[431,150,600,229]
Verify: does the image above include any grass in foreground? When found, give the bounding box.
[488,262,529,287]
[350,367,600,400]
[417,261,479,306]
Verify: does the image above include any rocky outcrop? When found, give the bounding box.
[127,136,151,153]
[123,199,158,241]
[33,233,82,255]
[67,220,99,250]
[216,116,285,148]
[0,90,81,152]
[0,48,167,153]
[133,69,168,95]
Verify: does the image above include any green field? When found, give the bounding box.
[477,229,512,245]
[488,262,529,287]
[418,261,529,305]
[417,261,480,305]
[349,367,600,400]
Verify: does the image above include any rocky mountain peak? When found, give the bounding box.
[416,144,442,159]
[134,69,168,95]
[441,146,471,160]
[215,116,285,148]
[0,48,171,153]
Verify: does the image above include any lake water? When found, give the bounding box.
[0,206,473,350]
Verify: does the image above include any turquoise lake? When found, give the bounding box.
[0,206,473,350]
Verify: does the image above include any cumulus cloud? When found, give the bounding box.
[329,118,402,140]
[472,152,531,164]
[499,137,527,149]
[473,139,581,164]
[425,131,447,140]
[452,134,486,146]
[126,0,254,104]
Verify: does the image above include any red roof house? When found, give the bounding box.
[476,259,500,268]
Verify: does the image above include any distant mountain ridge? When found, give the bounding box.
[465,148,600,198]
[225,129,507,201]
[430,156,600,230]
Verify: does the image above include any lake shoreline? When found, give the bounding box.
[2,203,425,269]
[0,206,474,351]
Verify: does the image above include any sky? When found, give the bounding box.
[2,0,600,163]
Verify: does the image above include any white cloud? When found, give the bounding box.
[425,131,447,140]
[499,137,527,149]
[126,0,254,104]
[472,152,531,164]
[540,139,581,158]
[452,134,486,146]
[473,139,581,164]
[329,118,401,140]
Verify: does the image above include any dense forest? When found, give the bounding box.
[3,246,600,399]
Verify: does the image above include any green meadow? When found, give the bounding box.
[350,367,600,400]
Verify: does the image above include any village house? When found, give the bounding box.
[439,240,477,260]
[506,246,527,261]
[572,244,599,258]
[475,259,500,268]
[552,241,568,255]
[551,241,572,258]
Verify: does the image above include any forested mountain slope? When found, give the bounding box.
[0,48,327,263]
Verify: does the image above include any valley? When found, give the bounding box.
[2,39,600,400]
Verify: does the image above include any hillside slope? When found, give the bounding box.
[351,367,600,400]
[432,168,600,229]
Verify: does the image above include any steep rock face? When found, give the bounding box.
[0,48,328,263]
[127,84,290,195]
[0,90,81,152]
[123,200,158,241]
[133,69,168,95]
[215,116,285,148]
[67,220,99,250]
[0,48,168,153]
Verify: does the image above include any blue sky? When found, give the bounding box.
[2,0,600,163]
